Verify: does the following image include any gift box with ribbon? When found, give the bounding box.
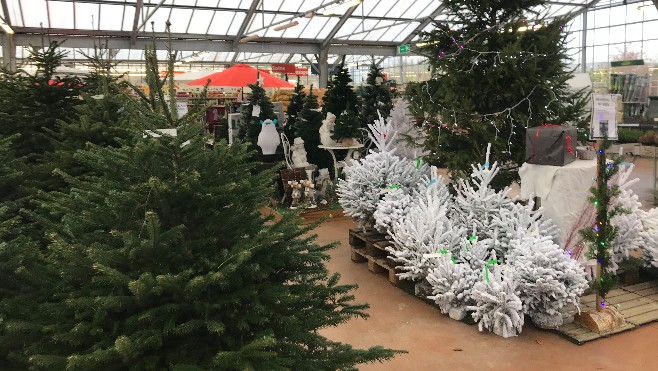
[525,124,577,166]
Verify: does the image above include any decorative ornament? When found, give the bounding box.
[256,119,280,155]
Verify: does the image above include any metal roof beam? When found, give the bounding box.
[568,0,602,17]
[12,26,402,47]
[131,0,143,46]
[138,0,166,31]
[1,0,11,25]
[234,0,260,42]
[285,54,294,63]
[49,0,418,22]
[232,0,261,62]
[400,4,448,45]
[320,1,360,50]
[12,33,397,56]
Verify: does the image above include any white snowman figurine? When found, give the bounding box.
[319,112,337,146]
[291,137,310,168]
[315,168,333,199]
[257,119,280,155]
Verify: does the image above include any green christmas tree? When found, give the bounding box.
[407,0,588,189]
[322,63,359,120]
[332,106,362,143]
[284,80,306,140]
[296,86,333,170]
[360,63,394,128]
[580,139,626,311]
[238,76,276,147]
[0,41,83,194]
[0,48,400,370]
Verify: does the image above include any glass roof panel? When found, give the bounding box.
[169,8,195,33]
[261,14,297,37]
[4,0,23,27]
[346,19,383,40]
[99,4,131,31]
[314,17,340,39]
[120,5,136,32]
[261,0,285,11]
[402,0,435,19]
[49,1,73,29]
[246,12,277,35]
[75,2,100,30]
[21,0,49,28]
[186,9,216,34]
[360,0,393,17]
[225,12,246,35]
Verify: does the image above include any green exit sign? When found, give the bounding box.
[398,44,410,54]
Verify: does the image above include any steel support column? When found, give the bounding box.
[581,11,587,73]
[1,33,16,71]
[318,49,329,88]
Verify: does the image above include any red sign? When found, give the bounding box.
[271,63,296,74]
[292,67,309,76]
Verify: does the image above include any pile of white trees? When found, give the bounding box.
[338,107,589,338]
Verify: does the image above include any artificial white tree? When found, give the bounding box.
[388,190,465,281]
[468,269,525,338]
[610,165,643,264]
[386,98,426,159]
[641,229,658,268]
[373,187,413,233]
[337,111,428,228]
[506,235,589,329]
[492,197,562,255]
[452,161,516,259]
[426,253,479,320]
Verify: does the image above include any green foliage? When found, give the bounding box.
[284,80,306,140]
[0,48,400,370]
[360,63,394,128]
[323,63,359,120]
[332,107,362,141]
[296,86,333,170]
[238,78,276,147]
[617,128,643,144]
[0,41,83,196]
[579,139,626,300]
[406,0,589,189]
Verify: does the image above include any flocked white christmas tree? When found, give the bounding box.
[506,235,589,329]
[640,207,658,268]
[337,111,428,228]
[468,268,525,338]
[373,187,413,233]
[610,164,643,264]
[386,98,426,159]
[452,157,516,259]
[387,187,465,281]
[492,197,562,248]
[426,252,479,320]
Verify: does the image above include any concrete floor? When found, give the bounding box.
[315,217,658,371]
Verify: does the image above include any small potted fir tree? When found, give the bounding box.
[331,108,360,147]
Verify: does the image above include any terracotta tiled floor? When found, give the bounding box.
[315,217,658,370]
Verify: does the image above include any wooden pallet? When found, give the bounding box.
[556,280,658,344]
[349,228,399,285]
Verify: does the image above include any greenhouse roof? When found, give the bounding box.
[0,0,618,66]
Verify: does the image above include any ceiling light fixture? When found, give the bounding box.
[240,34,260,43]
[274,21,299,31]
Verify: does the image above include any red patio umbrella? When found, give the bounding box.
[187,64,294,88]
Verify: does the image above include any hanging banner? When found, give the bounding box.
[271,63,297,74]
[590,94,619,140]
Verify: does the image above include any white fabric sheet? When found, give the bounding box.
[519,160,597,245]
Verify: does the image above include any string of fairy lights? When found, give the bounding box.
[410,17,579,154]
